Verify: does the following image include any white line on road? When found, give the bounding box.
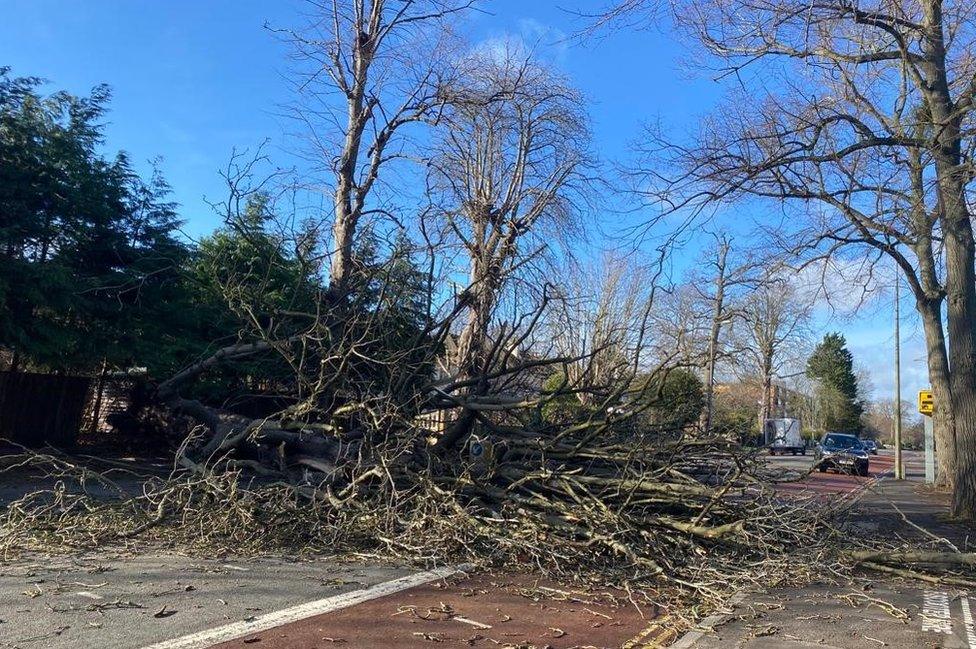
[960,596,976,649]
[921,590,952,634]
[140,564,470,649]
[671,591,750,649]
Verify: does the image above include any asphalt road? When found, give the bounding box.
[0,554,412,649]
[767,449,926,496]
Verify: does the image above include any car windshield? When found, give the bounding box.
[823,434,860,449]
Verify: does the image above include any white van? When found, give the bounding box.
[764,418,807,455]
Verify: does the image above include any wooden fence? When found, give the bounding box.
[0,371,92,448]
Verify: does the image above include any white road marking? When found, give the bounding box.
[140,565,469,649]
[960,596,976,649]
[671,591,750,649]
[921,590,953,634]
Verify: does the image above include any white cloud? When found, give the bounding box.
[472,18,569,66]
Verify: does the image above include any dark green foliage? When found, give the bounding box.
[806,332,864,432]
[179,194,319,408]
[540,372,588,424]
[0,68,189,373]
[712,399,757,443]
[635,368,705,429]
[0,68,439,423]
[344,228,439,402]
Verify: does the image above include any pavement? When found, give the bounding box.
[685,581,976,649]
[680,449,975,649]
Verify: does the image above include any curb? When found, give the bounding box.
[669,590,749,648]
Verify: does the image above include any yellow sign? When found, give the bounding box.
[918,389,934,415]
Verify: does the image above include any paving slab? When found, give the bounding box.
[688,580,975,649]
[685,455,973,649]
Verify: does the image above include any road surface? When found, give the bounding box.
[0,555,413,649]
[680,448,970,649]
[0,449,948,648]
[768,448,924,495]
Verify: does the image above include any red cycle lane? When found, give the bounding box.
[206,572,663,649]
[775,451,925,497]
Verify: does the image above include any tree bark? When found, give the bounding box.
[327,4,374,298]
[920,0,976,518]
[943,221,976,519]
[942,204,976,518]
[758,365,772,437]
[436,250,499,451]
[918,297,956,488]
[701,241,729,434]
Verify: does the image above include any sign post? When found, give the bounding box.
[894,274,903,479]
[924,416,935,483]
[919,389,935,483]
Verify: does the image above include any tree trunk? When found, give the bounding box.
[943,214,976,518]
[329,209,357,296]
[935,152,976,517]
[758,369,772,438]
[326,1,376,298]
[701,242,729,434]
[89,358,108,436]
[920,0,976,518]
[435,254,497,451]
[918,298,956,488]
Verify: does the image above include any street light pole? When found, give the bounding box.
[894,270,904,479]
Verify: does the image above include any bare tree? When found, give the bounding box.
[690,234,757,433]
[600,0,976,515]
[281,0,472,298]
[699,237,731,433]
[427,44,592,449]
[548,252,662,404]
[866,398,918,445]
[650,284,707,368]
[735,276,812,433]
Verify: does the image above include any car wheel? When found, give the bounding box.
[801,449,807,456]
[818,464,827,473]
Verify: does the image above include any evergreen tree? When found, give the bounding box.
[633,368,705,430]
[806,332,864,431]
[181,194,319,405]
[0,68,189,373]
[346,228,438,399]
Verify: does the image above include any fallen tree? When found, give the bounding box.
[0,413,847,607]
[2,312,971,610]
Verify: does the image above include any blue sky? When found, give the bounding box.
[0,0,927,405]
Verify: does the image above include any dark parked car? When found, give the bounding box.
[814,433,870,476]
[861,439,878,455]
